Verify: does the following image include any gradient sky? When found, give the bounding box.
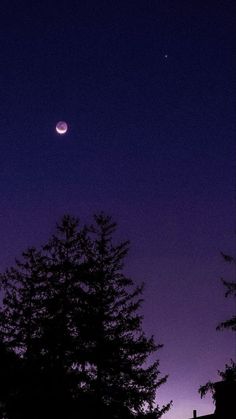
[0,1,235,418]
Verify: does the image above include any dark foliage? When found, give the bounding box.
[199,251,236,401]
[0,214,171,419]
[199,360,236,401]
[216,253,236,332]
[0,341,22,418]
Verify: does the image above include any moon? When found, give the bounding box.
[56,121,68,135]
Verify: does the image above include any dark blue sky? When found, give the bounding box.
[0,1,235,418]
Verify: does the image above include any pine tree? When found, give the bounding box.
[77,213,171,418]
[38,215,94,411]
[0,213,171,419]
[0,247,48,418]
[0,218,85,418]
[0,247,45,358]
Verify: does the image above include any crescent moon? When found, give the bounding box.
[56,121,68,135]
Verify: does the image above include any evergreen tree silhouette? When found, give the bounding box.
[0,214,171,419]
[0,248,47,418]
[76,213,171,418]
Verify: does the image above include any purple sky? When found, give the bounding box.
[0,1,235,418]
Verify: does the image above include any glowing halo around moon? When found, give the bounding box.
[56,121,68,135]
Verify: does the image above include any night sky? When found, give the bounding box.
[0,1,235,418]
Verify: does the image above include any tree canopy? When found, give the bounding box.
[199,250,236,402]
[0,213,171,419]
[216,252,236,332]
